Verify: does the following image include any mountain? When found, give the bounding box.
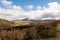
[22,18,29,21]
[12,19,55,22]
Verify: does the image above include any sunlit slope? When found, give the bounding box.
[13,21,31,26]
[0,19,14,27]
[0,19,31,27]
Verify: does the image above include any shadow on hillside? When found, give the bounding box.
[0,25,33,31]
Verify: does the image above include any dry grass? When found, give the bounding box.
[0,20,60,40]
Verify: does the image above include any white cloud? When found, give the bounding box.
[0,1,60,20]
[12,5,22,10]
[42,2,60,20]
[36,6,41,10]
[42,17,55,20]
[0,0,12,7]
[28,5,34,10]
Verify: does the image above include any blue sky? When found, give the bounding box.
[0,0,60,20]
[0,0,60,11]
[8,0,60,7]
[7,0,60,11]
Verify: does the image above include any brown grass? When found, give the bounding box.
[0,20,60,40]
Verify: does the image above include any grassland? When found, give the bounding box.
[0,19,60,40]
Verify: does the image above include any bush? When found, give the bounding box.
[24,31,33,40]
[35,24,57,39]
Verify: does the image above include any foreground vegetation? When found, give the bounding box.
[0,19,60,40]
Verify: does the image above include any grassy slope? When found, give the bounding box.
[13,21,31,26]
[0,19,31,27]
[0,19,14,27]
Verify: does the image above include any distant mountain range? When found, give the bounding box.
[12,18,55,22]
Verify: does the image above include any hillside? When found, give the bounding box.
[0,18,60,27]
[0,19,60,40]
[0,19,14,27]
[0,19,31,27]
[13,21,31,26]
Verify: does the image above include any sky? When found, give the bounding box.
[0,0,60,20]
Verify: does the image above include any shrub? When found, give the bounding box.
[24,31,33,40]
[35,24,57,39]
